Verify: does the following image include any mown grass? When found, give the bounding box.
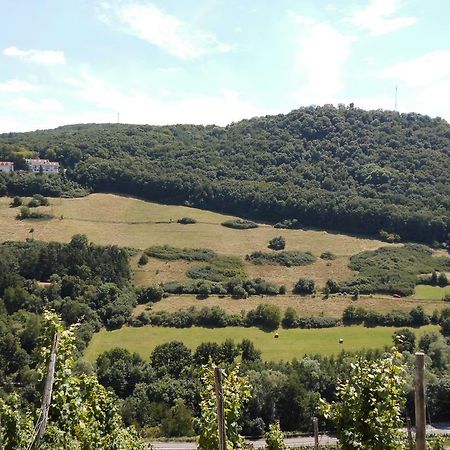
[415,284,450,300]
[84,324,438,362]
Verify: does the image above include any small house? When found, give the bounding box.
[0,161,14,173]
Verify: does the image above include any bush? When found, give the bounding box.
[268,236,286,251]
[136,285,163,303]
[265,422,287,450]
[10,196,22,207]
[221,219,258,229]
[16,205,53,220]
[177,217,197,224]
[27,193,49,207]
[138,253,149,266]
[146,245,216,261]
[320,251,337,260]
[274,219,302,229]
[246,303,281,331]
[247,250,316,267]
[293,278,315,295]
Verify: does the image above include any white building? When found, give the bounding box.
[0,161,14,173]
[25,159,60,174]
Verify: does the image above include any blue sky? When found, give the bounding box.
[1,0,449,132]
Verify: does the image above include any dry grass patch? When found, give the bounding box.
[134,294,446,318]
[0,194,390,257]
[245,257,356,290]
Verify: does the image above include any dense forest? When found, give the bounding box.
[1,105,449,244]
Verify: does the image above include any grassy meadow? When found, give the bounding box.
[1,193,390,291]
[414,284,450,300]
[84,324,439,362]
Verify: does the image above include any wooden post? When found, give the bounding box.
[214,366,226,450]
[36,332,61,442]
[406,417,414,450]
[313,416,319,450]
[415,352,426,450]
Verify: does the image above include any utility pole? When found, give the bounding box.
[415,352,426,450]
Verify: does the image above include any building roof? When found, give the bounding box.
[0,161,14,166]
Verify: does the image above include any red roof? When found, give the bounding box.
[0,161,14,166]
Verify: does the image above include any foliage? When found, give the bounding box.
[146,245,216,261]
[138,253,149,265]
[187,255,245,282]
[320,251,337,260]
[320,349,407,450]
[246,304,281,331]
[221,219,258,229]
[274,219,302,229]
[136,285,163,303]
[16,205,54,220]
[178,217,197,224]
[10,195,22,207]
[392,328,416,353]
[265,421,287,450]
[0,311,146,449]
[246,250,316,267]
[268,236,286,251]
[343,244,450,296]
[293,278,315,295]
[27,193,50,207]
[197,364,251,450]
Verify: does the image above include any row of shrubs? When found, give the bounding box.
[10,193,50,208]
[130,302,450,332]
[162,277,286,298]
[246,250,316,267]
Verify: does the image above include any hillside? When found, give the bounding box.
[1,106,450,243]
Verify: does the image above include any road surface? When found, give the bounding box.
[151,423,450,449]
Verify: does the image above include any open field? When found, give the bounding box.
[134,294,447,317]
[0,193,389,256]
[84,324,438,362]
[415,284,450,300]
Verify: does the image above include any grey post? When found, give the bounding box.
[415,352,426,450]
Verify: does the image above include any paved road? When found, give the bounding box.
[151,423,450,449]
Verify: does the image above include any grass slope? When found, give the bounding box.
[415,284,450,300]
[0,193,388,289]
[84,324,438,362]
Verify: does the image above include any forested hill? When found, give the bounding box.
[1,105,450,243]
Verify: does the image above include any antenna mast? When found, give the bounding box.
[117,112,120,124]
[394,85,398,111]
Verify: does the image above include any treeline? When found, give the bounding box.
[1,106,449,244]
[91,332,450,438]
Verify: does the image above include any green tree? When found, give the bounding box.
[320,349,406,450]
[0,310,146,449]
[247,304,281,331]
[392,328,416,353]
[151,341,192,377]
[293,278,315,295]
[197,364,251,450]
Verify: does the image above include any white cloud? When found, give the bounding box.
[3,46,66,65]
[98,1,231,60]
[292,22,353,105]
[9,97,63,112]
[287,11,316,26]
[0,79,38,93]
[157,67,181,74]
[347,0,417,36]
[68,72,269,126]
[379,51,450,86]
